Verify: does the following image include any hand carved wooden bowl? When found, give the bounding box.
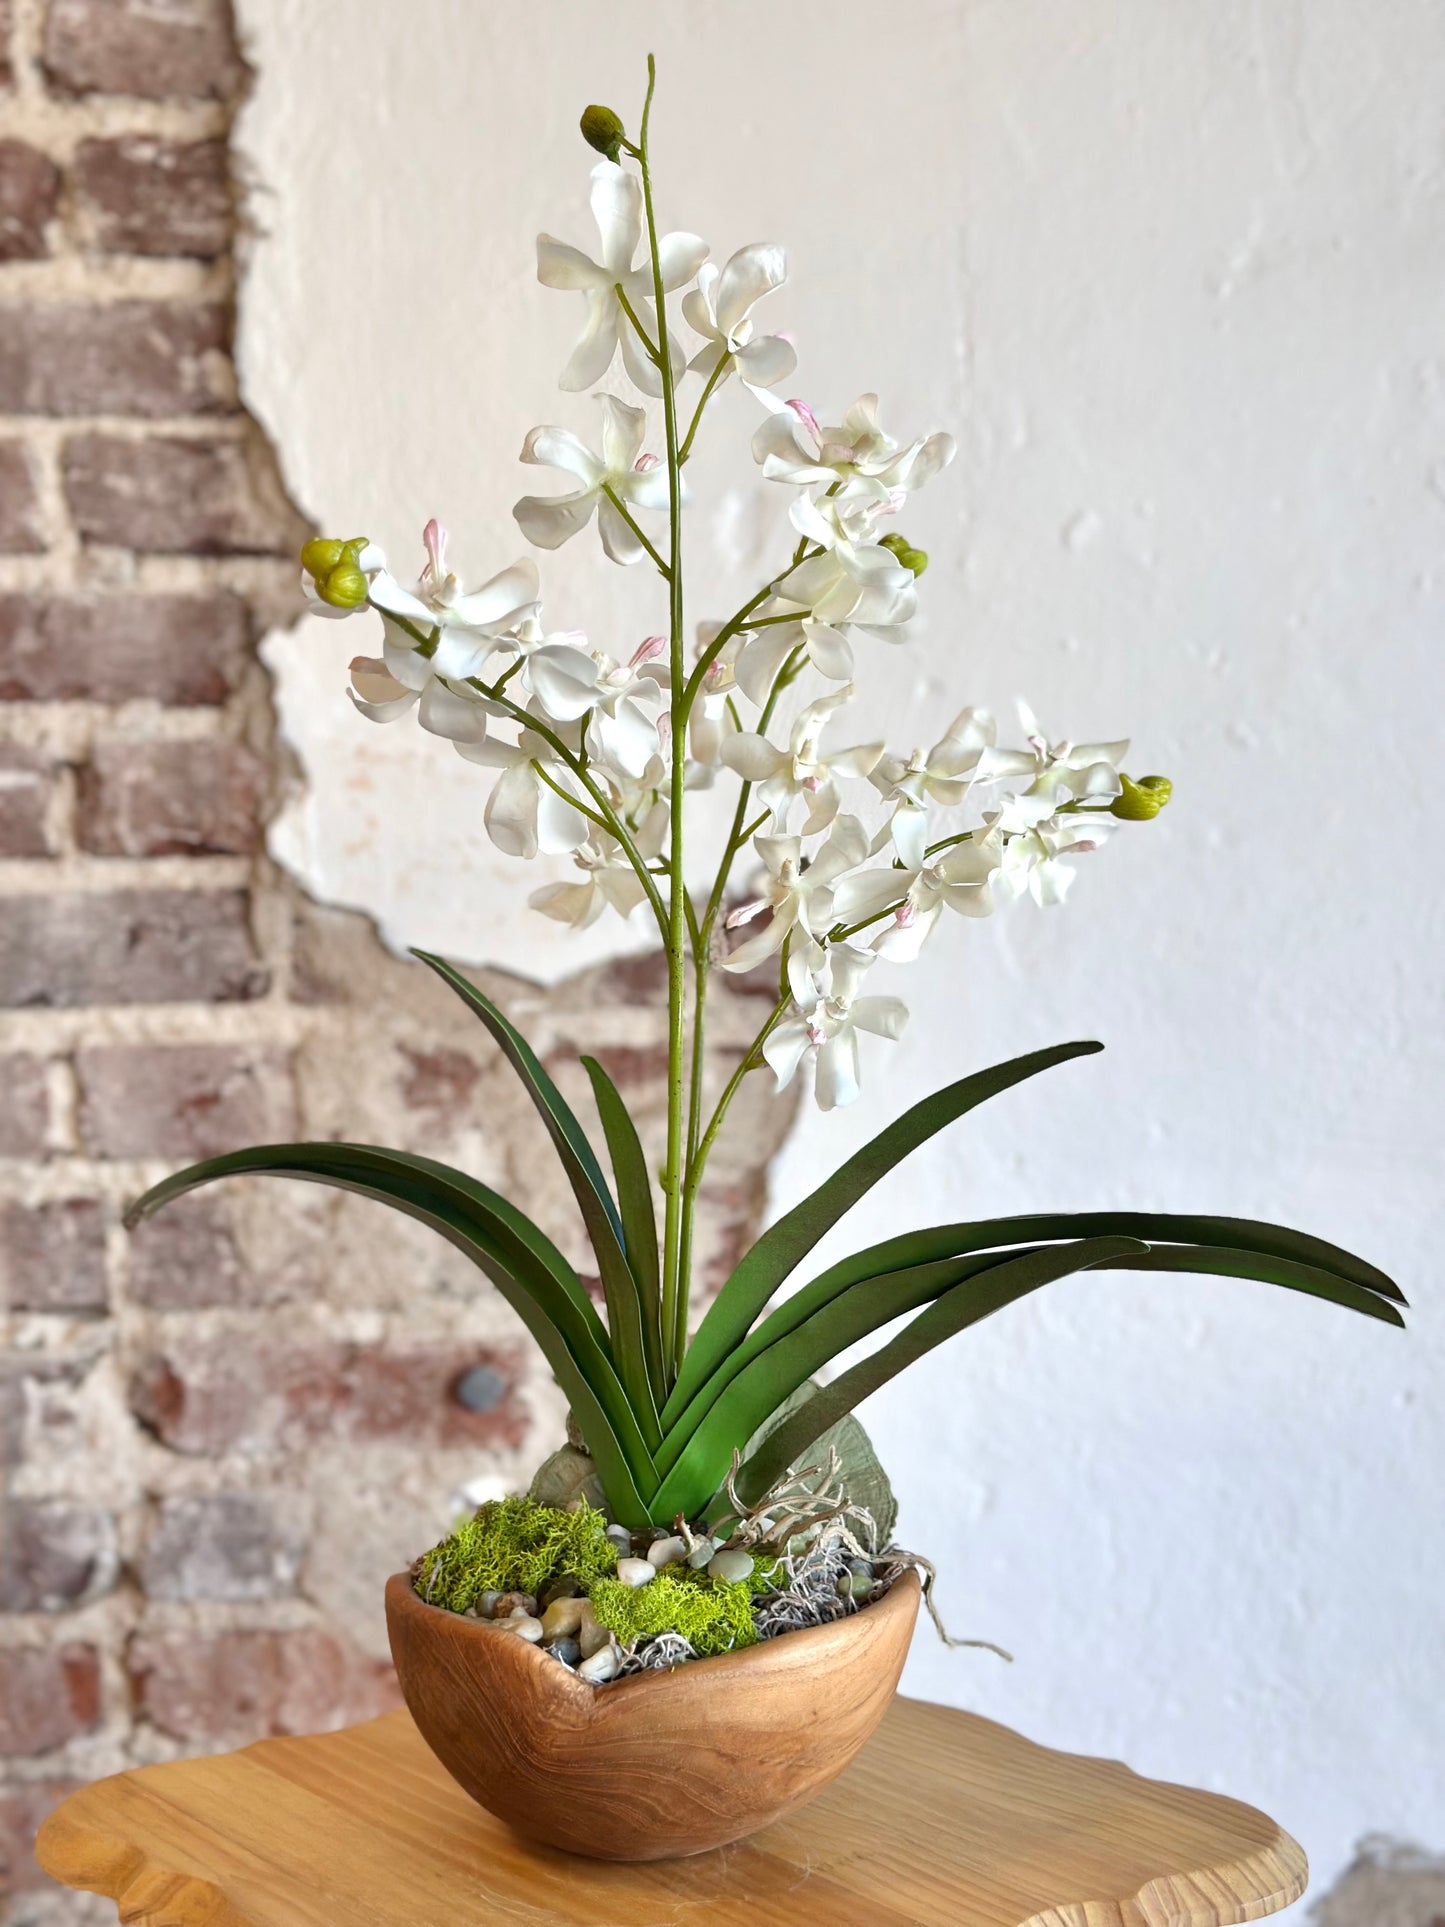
[384,1565,920,1861]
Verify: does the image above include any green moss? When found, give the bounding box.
[415,1497,616,1613]
[588,1568,758,1657]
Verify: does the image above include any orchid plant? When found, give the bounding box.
[127,65,1404,1533]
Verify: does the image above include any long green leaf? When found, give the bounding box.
[1107,1244,1406,1323]
[582,1055,665,1403]
[125,1144,658,1523]
[731,1236,1144,1509]
[412,950,660,1448]
[651,1238,1146,1521]
[670,1039,1105,1420]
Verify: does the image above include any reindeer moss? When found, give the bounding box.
[415,1497,616,1613]
[588,1568,759,1657]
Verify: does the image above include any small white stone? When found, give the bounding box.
[604,1524,632,1549]
[578,1643,619,1684]
[707,1548,754,1585]
[686,1537,717,1570]
[647,1535,687,1569]
[503,1614,544,1643]
[615,1556,655,1588]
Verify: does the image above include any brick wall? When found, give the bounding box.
[0,6,795,1919]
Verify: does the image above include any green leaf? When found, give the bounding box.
[582,1055,665,1404]
[670,1040,1105,1421]
[124,1142,658,1526]
[1106,1244,1406,1324]
[732,1236,1145,1508]
[652,1239,1142,1520]
[412,951,661,1450]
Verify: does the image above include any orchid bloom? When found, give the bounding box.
[830,830,1003,963]
[721,686,883,833]
[682,244,796,394]
[733,613,854,706]
[721,816,870,974]
[870,708,1000,866]
[762,944,909,1111]
[456,721,591,861]
[685,639,738,788]
[987,702,1129,824]
[348,627,494,746]
[537,161,707,395]
[529,805,668,929]
[991,809,1117,907]
[753,394,955,506]
[513,395,671,564]
[782,494,919,631]
[368,522,539,677]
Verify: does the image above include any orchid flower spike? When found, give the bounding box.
[513,395,672,564]
[683,244,796,396]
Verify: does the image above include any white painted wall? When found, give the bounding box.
[235,0,1445,1895]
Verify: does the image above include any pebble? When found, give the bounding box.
[707,1548,754,1585]
[686,1537,717,1570]
[492,1591,536,1619]
[604,1524,632,1551]
[615,1556,655,1588]
[538,1575,581,1610]
[503,1613,544,1643]
[539,1597,587,1641]
[545,1637,581,1666]
[577,1613,613,1660]
[578,1643,620,1684]
[476,1591,502,1620]
[647,1535,688,1570]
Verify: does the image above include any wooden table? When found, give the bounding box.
[35,1698,1307,1926]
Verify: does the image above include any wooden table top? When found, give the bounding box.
[35,1697,1307,1927]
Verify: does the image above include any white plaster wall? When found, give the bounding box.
[235,0,1445,1894]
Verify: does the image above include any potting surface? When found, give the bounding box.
[35,1696,1307,1926]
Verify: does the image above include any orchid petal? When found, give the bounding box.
[513,489,598,551]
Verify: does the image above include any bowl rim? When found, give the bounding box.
[386,1563,921,1705]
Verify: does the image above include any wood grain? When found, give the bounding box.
[35,1694,1307,1926]
[385,1566,921,1858]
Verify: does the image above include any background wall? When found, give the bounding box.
[232,0,1445,1909]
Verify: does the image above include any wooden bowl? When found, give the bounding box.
[384,1565,920,1861]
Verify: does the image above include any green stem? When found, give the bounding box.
[614,283,661,364]
[600,484,670,578]
[678,353,731,462]
[534,763,610,836]
[685,990,791,1212]
[677,541,817,722]
[637,56,690,1382]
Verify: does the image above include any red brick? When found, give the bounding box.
[64,432,304,555]
[77,739,265,856]
[0,888,266,1006]
[129,1340,529,1456]
[128,1626,398,1745]
[397,1044,482,1118]
[128,1192,242,1308]
[0,592,250,703]
[0,1053,49,1156]
[0,1500,117,1611]
[0,1197,107,1314]
[0,141,60,261]
[43,0,243,101]
[140,1493,300,1602]
[0,743,55,856]
[74,135,230,258]
[0,1644,101,1754]
[77,1042,293,1158]
[0,441,45,553]
[0,1779,81,1893]
[0,302,234,416]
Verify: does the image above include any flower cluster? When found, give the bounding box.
[303,133,1170,1113]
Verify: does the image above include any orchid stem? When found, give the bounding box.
[601,484,670,578]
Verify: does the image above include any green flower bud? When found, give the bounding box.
[302,535,372,609]
[1110,773,1173,821]
[879,531,928,576]
[580,105,626,163]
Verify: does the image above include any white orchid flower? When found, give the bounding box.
[347,621,495,746]
[753,395,955,506]
[537,161,707,396]
[831,830,1002,963]
[987,702,1128,824]
[367,521,539,681]
[763,944,909,1112]
[685,642,739,789]
[722,815,870,974]
[782,495,919,631]
[456,721,591,861]
[682,244,796,395]
[513,395,671,564]
[733,613,854,706]
[870,708,999,866]
[583,648,670,780]
[992,810,1117,907]
[530,805,668,929]
[721,686,883,833]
